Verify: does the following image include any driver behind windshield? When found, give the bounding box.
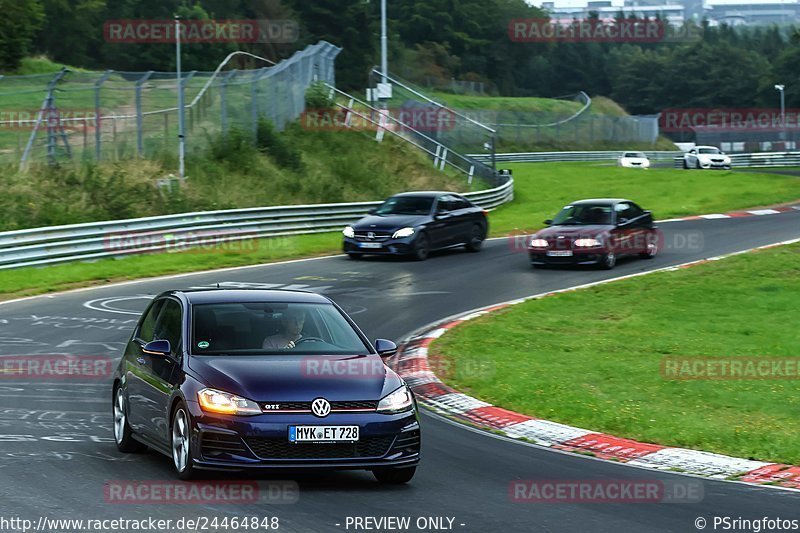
[262,309,306,349]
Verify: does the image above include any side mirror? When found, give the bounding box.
[375,339,397,359]
[543,219,553,226]
[367,208,377,215]
[142,339,171,356]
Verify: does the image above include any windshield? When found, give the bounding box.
[698,148,721,154]
[624,152,645,158]
[375,196,434,216]
[552,204,614,226]
[192,302,371,356]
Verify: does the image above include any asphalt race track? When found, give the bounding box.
[1,211,799,532]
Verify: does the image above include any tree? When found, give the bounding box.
[0,0,44,71]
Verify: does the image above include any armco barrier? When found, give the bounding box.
[471,150,800,168]
[0,178,513,270]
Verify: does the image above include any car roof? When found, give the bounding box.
[569,198,632,206]
[170,289,331,305]
[391,191,456,198]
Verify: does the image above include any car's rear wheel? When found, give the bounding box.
[172,404,196,480]
[373,466,416,484]
[413,234,430,261]
[113,386,147,453]
[682,159,689,169]
[601,252,616,270]
[465,224,484,253]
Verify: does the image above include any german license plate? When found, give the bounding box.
[358,242,382,249]
[289,425,359,443]
[547,250,573,257]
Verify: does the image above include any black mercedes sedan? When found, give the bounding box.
[112,289,420,483]
[342,192,488,260]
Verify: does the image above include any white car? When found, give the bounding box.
[618,151,650,169]
[683,146,731,170]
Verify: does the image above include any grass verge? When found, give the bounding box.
[430,242,800,464]
[0,232,340,300]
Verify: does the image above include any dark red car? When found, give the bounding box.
[528,199,660,269]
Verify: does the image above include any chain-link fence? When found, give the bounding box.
[0,41,340,168]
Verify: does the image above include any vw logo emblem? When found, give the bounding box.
[367,232,376,240]
[311,398,331,418]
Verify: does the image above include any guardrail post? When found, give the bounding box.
[135,71,154,157]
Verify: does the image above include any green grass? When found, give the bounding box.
[0,232,342,299]
[487,163,800,235]
[430,242,800,464]
[425,91,584,114]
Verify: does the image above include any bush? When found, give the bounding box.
[256,119,303,171]
[305,81,334,110]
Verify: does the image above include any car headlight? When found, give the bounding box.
[574,238,602,247]
[342,226,355,238]
[528,238,548,248]
[392,227,415,239]
[197,388,261,416]
[377,385,414,414]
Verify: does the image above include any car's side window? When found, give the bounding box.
[136,300,165,342]
[626,203,645,220]
[452,196,470,210]
[436,195,453,213]
[153,299,183,356]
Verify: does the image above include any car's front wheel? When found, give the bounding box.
[465,224,484,253]
[601,252,617,270]
[373,466,416,484]
[172,404,196,480]
[113,386,147,453]
[413,234,430,261]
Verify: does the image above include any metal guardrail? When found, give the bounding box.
[472,150,800,168]
[673,151,800,169]
[0,178,513,270]
[468,151,683,164]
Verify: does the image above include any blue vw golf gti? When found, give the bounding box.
[111,289,420,483]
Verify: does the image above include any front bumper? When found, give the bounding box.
[529,250,606,266]
[185,401,421,471]
[699,160,731,169]
[343,236,416,256]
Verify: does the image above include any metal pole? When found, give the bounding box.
[94,70,112,161]
[135,71,154,157]
[175,15,186,180]
[381,0,388,84]
[781,88,786,143]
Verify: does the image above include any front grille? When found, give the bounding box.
[354,231,391,242]
[261,400,378,413]
[201,432,248,457]
[245,435,395,460]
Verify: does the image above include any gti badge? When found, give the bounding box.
[311,398,331,418]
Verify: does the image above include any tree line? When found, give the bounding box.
[2,0,799,113]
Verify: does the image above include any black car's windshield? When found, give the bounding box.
[552,204,614,226]
[375,196,434,215]
[192,302,371,355]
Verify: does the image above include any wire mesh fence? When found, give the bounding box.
[0,41,341,168]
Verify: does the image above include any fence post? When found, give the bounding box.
[94,70,113,161]
[135,71,154,157]
[220,70,237,138]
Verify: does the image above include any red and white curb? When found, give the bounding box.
[659,205,799,223]
[390,237,800,488]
